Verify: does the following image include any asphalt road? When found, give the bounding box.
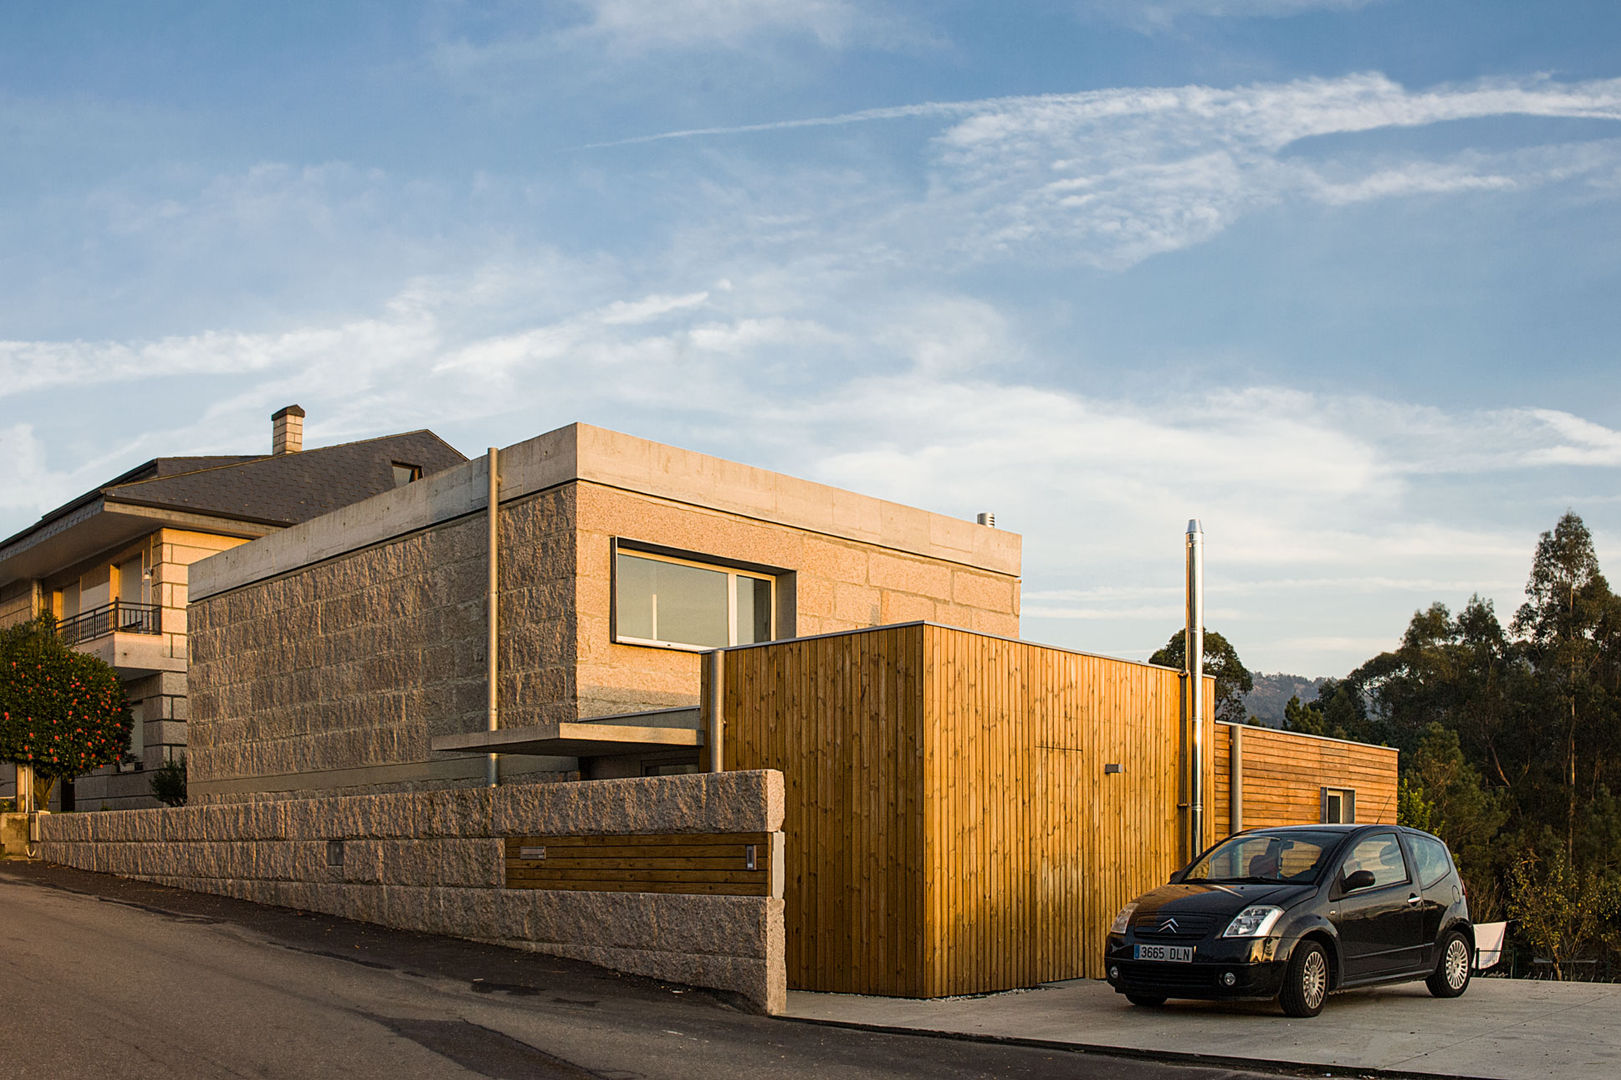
[0,861,1332,1080]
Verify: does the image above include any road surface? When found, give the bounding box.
[1,861,1320,1080]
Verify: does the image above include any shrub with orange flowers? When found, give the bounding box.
[1,614,131,805]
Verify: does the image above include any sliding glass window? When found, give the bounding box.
[614,549,774,650]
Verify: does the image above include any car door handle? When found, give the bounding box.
[1407,894,1422,905]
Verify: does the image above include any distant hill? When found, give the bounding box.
[1243,673,1327,728]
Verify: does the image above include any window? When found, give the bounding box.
[1339,832,1408,890]
[1408,833,1453,889]
[117,555,145,605]
[613,547,774,650]
[392,462,423,487]
[1321,787,1356,824]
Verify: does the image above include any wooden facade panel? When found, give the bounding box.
[719,625,926,996]
[919,627,1209,995]
[503,832,774,896]
[1216,722,1399,830]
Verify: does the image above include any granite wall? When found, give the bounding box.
[39,770,787,1013]
[187,488,580,802]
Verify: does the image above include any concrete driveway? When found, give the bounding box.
[787,977,1621,1080]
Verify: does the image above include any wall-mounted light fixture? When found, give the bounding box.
[1104,763,1124,774]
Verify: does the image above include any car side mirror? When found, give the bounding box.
[1342,869,1376,892]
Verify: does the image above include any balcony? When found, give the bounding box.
[56,601,161,646]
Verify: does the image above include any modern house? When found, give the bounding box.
[170,422,1397,997]
[0,407,465,809]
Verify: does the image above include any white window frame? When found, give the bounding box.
[611,544,776,652]
[1321,786,1356,824]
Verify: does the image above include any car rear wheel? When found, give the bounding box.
[1125,993,1167,1007]
[1426,931,1472,998]
[1279,940,1329,1018]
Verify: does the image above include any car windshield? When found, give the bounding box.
[1182,833,1340,885]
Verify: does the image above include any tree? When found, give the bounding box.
[150,755,187,807]
[1506,850,1621,980]
[1405,723,1508,916]
[0,615,131,807]
[1150,629,1255,725]
[1510,513,1621,859]
[1281,678,1370,741]
[1349,597,1521,775]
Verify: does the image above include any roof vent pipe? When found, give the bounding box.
[976,512,996,527]
[1185,518,1205,863]
[271,404,305,455]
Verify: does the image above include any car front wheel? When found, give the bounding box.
[1279,940,1329,1018]
[1426,931,1472,998]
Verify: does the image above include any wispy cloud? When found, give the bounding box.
[591,73,1621,268]
[1079,0,1389,34]
[576,0,901,53]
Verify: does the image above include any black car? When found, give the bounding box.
[1105,824,1474,1017]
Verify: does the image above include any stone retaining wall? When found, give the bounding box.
[39,770,787,1013]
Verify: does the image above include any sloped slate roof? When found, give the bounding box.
[102,431,466,526]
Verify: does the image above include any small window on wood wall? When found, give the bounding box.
[612,544,775,651]
[1321,787,1356,824]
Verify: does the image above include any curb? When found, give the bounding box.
[777,1013,1500,1080]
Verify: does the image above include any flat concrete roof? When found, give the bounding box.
[787,976,1621,1080]
[192,423,1020,601]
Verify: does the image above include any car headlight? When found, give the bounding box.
[1222,905,1284,938]
[1109,902,1139,935]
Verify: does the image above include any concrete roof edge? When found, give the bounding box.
[191,422,1020,600]
[567,423,1020,575]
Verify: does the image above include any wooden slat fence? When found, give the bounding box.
[504,832,779,896]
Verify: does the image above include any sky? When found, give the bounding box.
[3,1,1620,678]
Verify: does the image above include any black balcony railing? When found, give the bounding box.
[56,601,161,646]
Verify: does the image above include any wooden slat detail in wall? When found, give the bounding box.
[503,833,775,895]
[1217,723,1400,828]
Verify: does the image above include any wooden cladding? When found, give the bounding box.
[503,832,781,897]
[721,625,927,996]
[1213,723,1398,830]
[710,625,1400,997]
[717,623,1218,997]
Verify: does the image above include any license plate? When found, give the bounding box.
[1135,944,1193,962]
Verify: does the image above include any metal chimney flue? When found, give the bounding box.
[1185,518,1205,862]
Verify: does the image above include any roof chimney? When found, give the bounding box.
[976,511,996,528]
[271,404,305,455]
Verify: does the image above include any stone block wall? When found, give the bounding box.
[187,489,579,802]
[39,770,787,1013]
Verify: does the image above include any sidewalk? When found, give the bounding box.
[786,976,1621,1080]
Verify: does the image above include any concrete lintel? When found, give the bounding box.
[432,721,702,758]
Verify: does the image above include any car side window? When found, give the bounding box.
[1408,834,1453,889]
[1339,832,1409,890]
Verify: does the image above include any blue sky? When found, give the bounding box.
[4,1,1620,677]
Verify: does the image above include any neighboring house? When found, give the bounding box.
[0,406,465,809]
